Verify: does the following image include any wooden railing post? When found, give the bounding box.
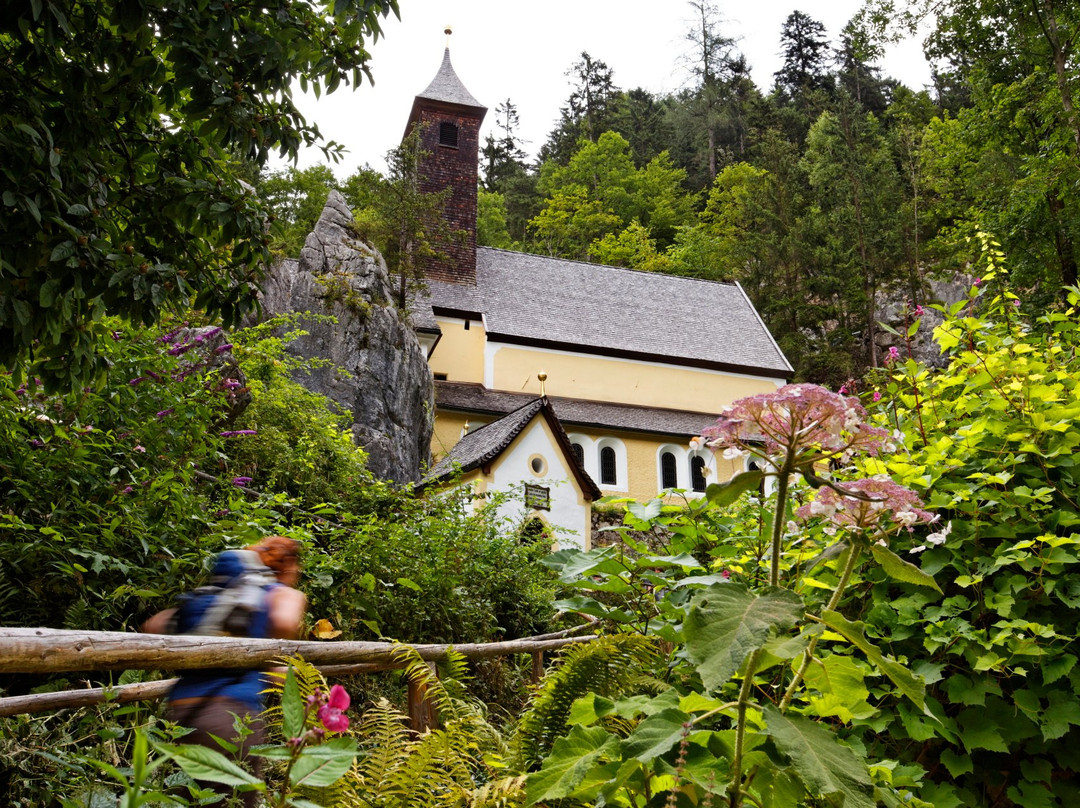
[531,650,544,684]
[406,661,438,733]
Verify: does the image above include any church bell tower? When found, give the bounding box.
[404,34,487,285]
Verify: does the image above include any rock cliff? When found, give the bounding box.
[257,191,433,483]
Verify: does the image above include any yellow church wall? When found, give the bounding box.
[430,411,495,462]
[488,344,779,414]
[429,316,486,384]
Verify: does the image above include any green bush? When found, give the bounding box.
[855,253,1080,806]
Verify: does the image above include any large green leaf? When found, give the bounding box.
[869,544,942,592]
[281,666,303,740]
[820,610,928,713]
[763,705,875,808]
[621,707,692,762]
[684,583,804,691]
[156,743,263,788]
[525,725,620,805]
[706,470,764,506]
[289,737,358,788]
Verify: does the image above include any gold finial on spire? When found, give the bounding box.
[538,371,548,397]
[444,25,452,46]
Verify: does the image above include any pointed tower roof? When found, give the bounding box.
[415,47,485,110]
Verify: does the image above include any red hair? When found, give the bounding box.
[248,535,301,576]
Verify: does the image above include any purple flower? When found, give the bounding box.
[886,346,900,364]
[213,509,230,518]
[1012,299,1021,308]
[156,408,174,419]
[838,384,848,395]
[702,384,892,469]
[220,430,257,438]
[203,326,223,340]
[167,343,193,356]
[122,486,134,494]
[214,343,234,354]
[223,379,243,390]
[134,444,146,453]
[797,477,935,535]
[111,330,123,340]
[28,438,45,449]
[128,377,146,386]
[872,391,882,402]
[232,476,253,487]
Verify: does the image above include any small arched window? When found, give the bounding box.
[690,455,707,492]
[600,446,617,486]
[660,452,678,489]
[439,121,459,147]
[571,443,585,466]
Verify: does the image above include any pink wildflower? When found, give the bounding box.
[886,346,900,364]
[913,305,925,317]
[973,277,983,287]
[701,383,891,469]
[872,391,882,402]
[796,478,934,536]
[1012,299,1020,308]
[134,445,146,453]
[318,685,351,733]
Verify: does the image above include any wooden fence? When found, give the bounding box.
[0,626,594,729]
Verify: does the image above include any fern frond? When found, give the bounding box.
[469,775,527,808]
[260,655,327,733]
[510,633,658,770]
[393,643,471,725]
[353,698,412,794]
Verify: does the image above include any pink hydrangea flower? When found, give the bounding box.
[796,478,934,536]
[317,685,351,733]
[701,384,891,470]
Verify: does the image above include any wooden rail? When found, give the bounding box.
[0,626,594,721]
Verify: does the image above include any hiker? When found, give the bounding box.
[142,536,306,806]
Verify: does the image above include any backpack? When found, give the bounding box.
[172,549,277,637]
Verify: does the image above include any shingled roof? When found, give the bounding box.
[423,396,601,499]
[436,382,719,438]
[414,48,485,110]
[425,248,792,378]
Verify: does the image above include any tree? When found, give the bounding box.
[259,165,342,258]
[351,129,454,308]
[802,101,906,369]
[682,0,737,181]
[481,98,529,192]
[0,0,398,389]
[774,10,832,99]
[540,52,624,163]
[529,132,694,260]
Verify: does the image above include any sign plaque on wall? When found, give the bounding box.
[524,483,550,510]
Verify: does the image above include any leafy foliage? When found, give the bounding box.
[0,0,399,389]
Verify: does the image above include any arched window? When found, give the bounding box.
[690,454,707,492]
[439,121,459,147]
[571,442,585,466]
[600,446,617,486]
[520,517,549,545]
[660,452,678,489]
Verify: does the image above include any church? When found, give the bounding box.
[409,47,791,548]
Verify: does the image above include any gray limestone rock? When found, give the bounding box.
[256,191,433,483]
[876,277,975,368]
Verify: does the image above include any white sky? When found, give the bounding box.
[280,0,934,176]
